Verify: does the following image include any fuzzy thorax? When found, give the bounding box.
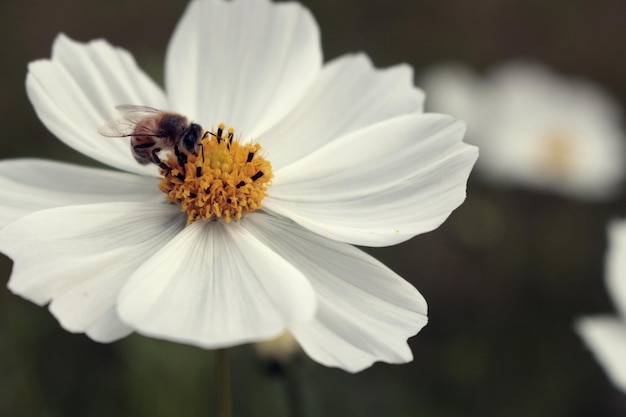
[158,124,272,223]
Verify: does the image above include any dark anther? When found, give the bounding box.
[247,152,255,163]
[251,171,264,181]
[189,193,197,198]
[236,180,246,188]
[196,166,202,177]
[176,173,185,181]
[217,126,224,138]
[228,132,234,144]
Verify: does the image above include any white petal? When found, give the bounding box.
[576,316,626,392]
[265,114,478,246]
[242,213,427,372]
[606,219,626,319]
[27,34,167,175]
[0,159,160,227]
[85,309,133,343]
[261,53,425,170]
[117,218,317,349]
[166,0,322,137]
[0,202,185,342]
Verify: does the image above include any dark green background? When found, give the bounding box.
[2,0,626,416]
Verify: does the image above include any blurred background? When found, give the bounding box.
[2,0,626,416]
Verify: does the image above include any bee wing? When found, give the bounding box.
[98,105,162,137]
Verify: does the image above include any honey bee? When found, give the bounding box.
[99,105,207,174]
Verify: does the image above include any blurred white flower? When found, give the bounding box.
[0,0,477,372]
[577,220,626,392]
[422,62,625,200]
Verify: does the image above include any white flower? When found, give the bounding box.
[0,0,477,372]
[422,62,625,200]
[577,220,626,392]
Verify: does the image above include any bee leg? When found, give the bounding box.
[196,143,204,177]
[149,148,160,163]
[151,148,182,180]
[174,145,187,175]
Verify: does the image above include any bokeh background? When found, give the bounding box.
[2,0,626,416]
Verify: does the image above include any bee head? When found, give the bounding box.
[182,123,203,154]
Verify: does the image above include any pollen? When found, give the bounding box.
[158,124,273,223]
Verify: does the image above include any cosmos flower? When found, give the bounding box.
[577,220,626,392]
[421,62,625,200]
[0,0,477,372]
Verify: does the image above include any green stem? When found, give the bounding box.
[217,348,232,417]
[283,362,307,417]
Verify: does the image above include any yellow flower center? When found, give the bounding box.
[541,130,577,178]
[158,124,273,224]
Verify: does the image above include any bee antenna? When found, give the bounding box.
[203,131,220,139]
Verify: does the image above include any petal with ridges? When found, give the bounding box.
[261,53,425,170]
[27,34,167,175]
[165,0,321,137]
[0,202,185,341]
[0,159,161,228]
[117,218,317,349]
[265,114,478,246]
[242,213,427,372]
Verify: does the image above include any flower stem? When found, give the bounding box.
[283,362,307,417]
[217,348,232,417]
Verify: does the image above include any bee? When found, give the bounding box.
[98,105,206,174]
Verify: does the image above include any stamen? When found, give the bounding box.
[158,124,273,223]
[228,128,234,146]
[217,123,224,140]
